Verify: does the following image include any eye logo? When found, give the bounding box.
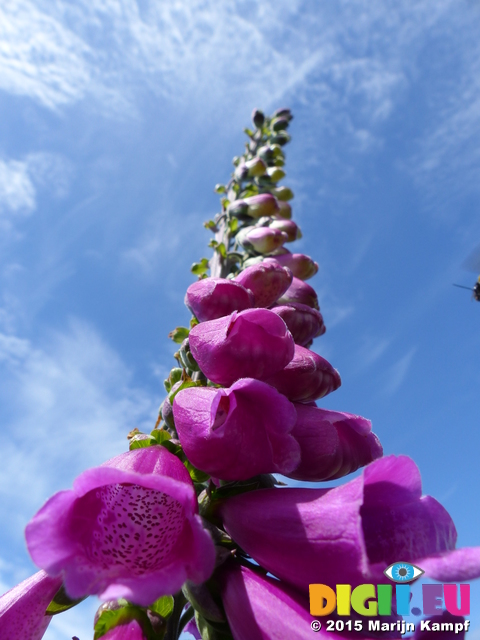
[384,562,424,583]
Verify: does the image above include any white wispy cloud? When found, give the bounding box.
[382,347,417,396]
[0,318,156,536]
[0,158,35,217]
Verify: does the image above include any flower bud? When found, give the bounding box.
[266,167,286,183]
[271,252,318,280]
[270,132,291,146]
[185,277,253,322]
[270,303,325,346]
[241,227,288,254]
[275,200,292,219]
[179,338,200,372]
[263,344,341,402]
[271,186,294,201]
[189,308,295,386]
[273,107,293,121]
[244,157,267,177]
[257,145,275,162]
[227,200,249,217]
[234,164,249,181]
[251,108,265,128]
[271,117,289,131]
[242,193,279,218]
[234,261,293,308]
[285,404,383,482]
[173,378,300,480]
[277,276,319,309]
[269,219,301,242]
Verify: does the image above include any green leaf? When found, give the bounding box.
[221,197,230,210]
[214,184,226,193]
[168,326,190,343]
[149,595,174,619]
[190,317,199,328]
[161,439,183,457]
[228,218,238,233]
[184,459,210,483]
[191,258,210,276]
[46,585,86,616]
[243,127,254,138]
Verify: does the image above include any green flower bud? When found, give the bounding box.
[270,132,291,146]
[179,338,200,371]
[227,200,249,217]
[271,117,289,131]
[275,201,292,219]
[257,145,275,162]
[272,186,294,201]
[245,156,267,177]
[273,107,293,121]
[266,167,286,183]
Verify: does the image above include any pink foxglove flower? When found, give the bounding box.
[220,456,480,594]
[26,447,215,606]
[185,278,253,322]
[285,405,383,481]
[0,571,62,640]
[189,308,294,386]
[233,261,292,308]
[219,563,316,640]
[173,378,300,480]
[277,276,319,308]
[242,227,288,254]
[263,344,341,402]
[269,252,319,280]
[270,302,325,346]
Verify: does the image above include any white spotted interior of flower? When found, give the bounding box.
[88,484,186,575]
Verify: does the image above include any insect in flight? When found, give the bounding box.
[453,244,480,301]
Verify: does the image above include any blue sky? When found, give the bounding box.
[1,1,480,637]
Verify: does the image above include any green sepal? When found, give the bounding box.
[191,258,210,276]
[164,367,183,392]
[208,240,227,258]
[227,218,238,233]
[214,184,226,193]
[168,326,190,344]
[204,220,218,232]
[167,379,203,405]
[129,434,158,450]
[149,595,175,619]
[195,611,234,640]
[184,459,210,483]
[94,605,154,640]
[46,585,86,616]
[243,127,254,138]
[150,429,172,445]
[221,197,230,210]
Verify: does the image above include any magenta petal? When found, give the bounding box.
[220,482,367,592]
[185,278,253,322]
[0,571,62,640]
[233,261,292,308]
[219,564,319,640]
[189,308,295,386]
[26,447,215,606]
[284,405,383,481]
[220,456,480,593]
[263,344,341,402]
[103,619,148,639]
[173,378,300,480]
[183,617,202,639]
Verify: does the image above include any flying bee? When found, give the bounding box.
[453,244,480,301]
[453,277,480,301]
